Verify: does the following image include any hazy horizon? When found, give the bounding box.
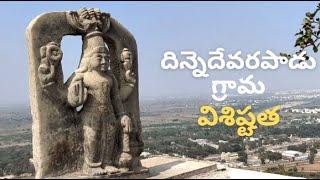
[1,2,320,106]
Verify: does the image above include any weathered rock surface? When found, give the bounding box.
[26,8,143,179]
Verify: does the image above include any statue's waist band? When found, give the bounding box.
[81,105,115,116]
[84,105,112,110]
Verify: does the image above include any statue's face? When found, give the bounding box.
[91,50,110,72]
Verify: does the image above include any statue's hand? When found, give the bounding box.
[67,75,87,107]
[46,42,63,67]
[121,115,132,134]
[125,70,136,84]
[38,63,56,87]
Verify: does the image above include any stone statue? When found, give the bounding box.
[26,8,144,178]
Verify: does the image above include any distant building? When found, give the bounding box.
[290,108,320,114]
[221,152,239,162]
[219,140,228,144]
[141,152,151,158]
[249,137,259,142]
[281,150,308,161]
[188,138,219,149]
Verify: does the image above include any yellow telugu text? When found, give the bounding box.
[197,105,281,137]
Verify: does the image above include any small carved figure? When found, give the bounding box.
[38,42,63,88]
[120,48,136,84]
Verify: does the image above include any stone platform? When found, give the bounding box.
[15,155,217,179]
[142,155,217,179]
[57,155,217,179]
[53,168,150,179]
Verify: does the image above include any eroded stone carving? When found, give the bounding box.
[38,42,63,88]
[27,8,144,178]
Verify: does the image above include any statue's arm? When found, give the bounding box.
[110,73,132,133]
[110,73,125,116]
[119,78,135,102]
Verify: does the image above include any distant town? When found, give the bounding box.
[3,90,320,178]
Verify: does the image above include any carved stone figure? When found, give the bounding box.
[26,8,144,178]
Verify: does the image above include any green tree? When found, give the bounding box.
[287,143,307,153]
[237,150,248,165]
[281,3,320,59]
[258,147,266,164]
[266,151,282,162]
[309,146,318,164]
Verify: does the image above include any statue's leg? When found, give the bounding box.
[118,131,133,169]
[129,132,143,170]
[82,113,106,176]
[102,117,120,174]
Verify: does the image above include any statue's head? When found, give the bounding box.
[121,48,132,70]
[78,46,110,73]
[90,46,110,72]
[76,29,112,74]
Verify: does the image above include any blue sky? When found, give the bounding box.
[0,1,319,105]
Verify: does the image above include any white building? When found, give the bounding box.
[221,152,239,162]
[282,150,308,161]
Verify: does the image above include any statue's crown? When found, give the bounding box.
[82,30,109,58]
